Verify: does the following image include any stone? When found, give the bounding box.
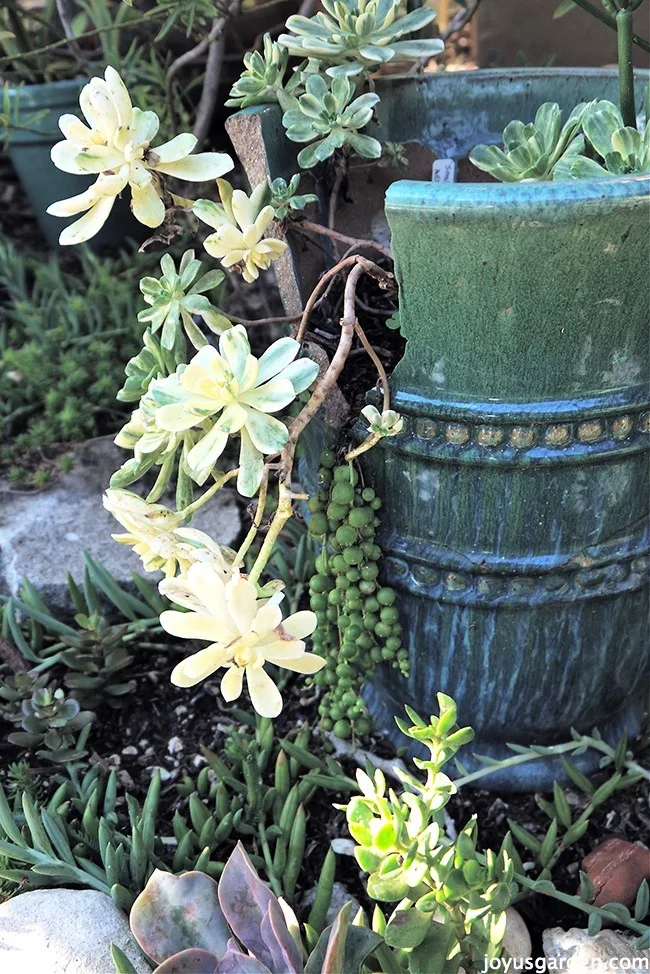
[502,907,532,961]
[0,437,241,612]
[543,927,650,971]
[583,838,650,909]
[0,888,149,972]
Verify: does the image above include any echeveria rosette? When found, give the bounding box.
[280,74,381,168]
[103,488,235,577]
[159,563,325,718]
[194,180,288,283]
[277,0,443,78]
[47,66,233,245]
[139,250,231,352]
[117,329,186,404]
[111,403,187,491]
[554,100,650,179]
[361,405,404,439]
[267,174,318,220]
[470,101,589,182]
[225,32,303,109]
[147,324,320,496]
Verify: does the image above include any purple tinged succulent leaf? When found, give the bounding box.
[215,940,271,973]
[154,948,220,973]
[217,842,276,969]
[130,870,230,964]
[304,903,383,974]
[260,899,303,973]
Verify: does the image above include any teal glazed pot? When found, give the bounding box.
[229,70,650,790]
[6,79,143,250]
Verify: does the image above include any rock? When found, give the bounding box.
[502,907,532,961]
[583,838,650,908]
[0,437,241,612]
[543,927,650,971]
[0,888,149,973]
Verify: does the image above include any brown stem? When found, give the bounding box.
[296,220,392,260]
[354,322,390,412]
[193,20,227,147]
[216,308,302,327]
[249,258,390,583]
[166,3,237,137]
[293,254,395,342]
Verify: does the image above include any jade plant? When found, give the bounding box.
[344,695,517,973]
[120,842,382,973]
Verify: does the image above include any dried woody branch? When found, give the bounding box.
[247,256,394,584]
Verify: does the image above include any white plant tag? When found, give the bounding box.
[432,159,456,183]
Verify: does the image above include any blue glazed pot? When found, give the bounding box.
[228,70,650,790]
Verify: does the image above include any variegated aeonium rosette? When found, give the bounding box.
[49,51,404,719]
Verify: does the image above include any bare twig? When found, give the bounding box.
[296,220,392,260]
[294,255,366,344]
[193,20,227,147]
[354,321,390,412]
[166,3,238,137]
[248,257,393,584]
[216,308,302,327]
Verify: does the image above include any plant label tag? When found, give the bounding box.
[432,159,456,183]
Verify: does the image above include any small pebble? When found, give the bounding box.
[167,736,183,755]
[121,745,138,756]
[174,705,188,717]
[330,839,356,856]
[151,766,172,782]
[192,754,207,768]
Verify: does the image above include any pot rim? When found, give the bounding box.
[377,67,650,206]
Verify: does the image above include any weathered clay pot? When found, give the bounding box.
[228,69,650,790]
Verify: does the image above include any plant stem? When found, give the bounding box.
[0,9,164,66]
[178,468,238,520]
[568,0,650,53]
[453,741,582,788]
[516,871,649,937]
[617,8,637,126]
[297,221,392,261]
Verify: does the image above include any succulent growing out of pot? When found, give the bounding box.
[280,74,382,168]
[124,841,382,973]
[194,180,288,283]
[226,33,304,109]
[267,174,318,220]
[344,694,519,971]
[7,682,94,762]
[159,564,325,717]
[47,67,233,244]
[138,251,231,352]
[144,324,320,496]
[277,0,444,77]
[470,101,589,182]
[554,99,650,179]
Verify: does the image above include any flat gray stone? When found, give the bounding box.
[543,926,650,970]
[0,437,241,612]
[0,888,149,973]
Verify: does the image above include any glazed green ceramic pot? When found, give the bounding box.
[6,79,142,249]
[229,70,650,790]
